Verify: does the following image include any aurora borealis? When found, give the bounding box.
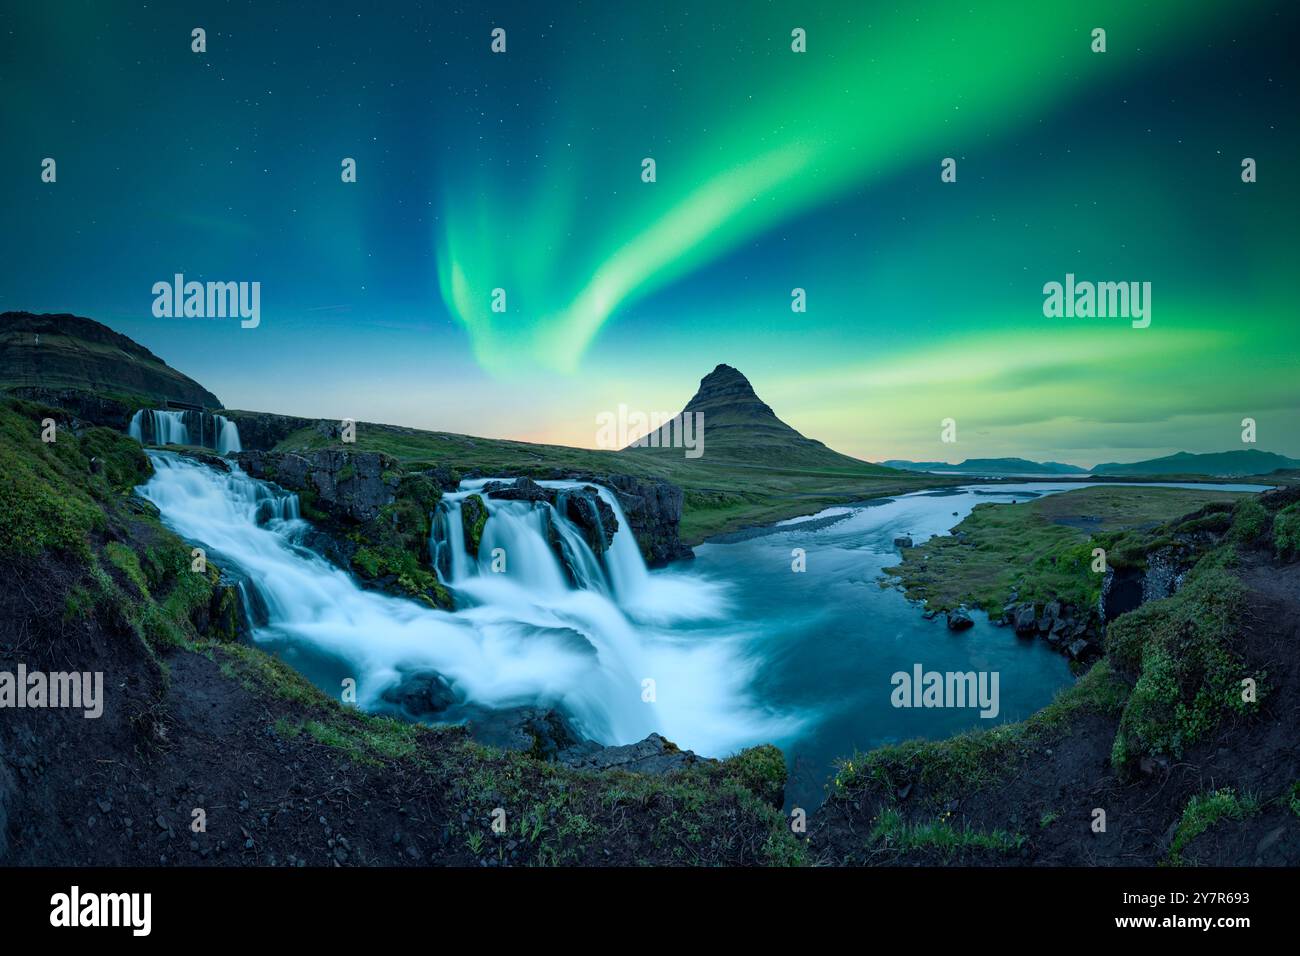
[2,0,1296,464]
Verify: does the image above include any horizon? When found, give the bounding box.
[11,307,1299,472]
[4,1,1298,465]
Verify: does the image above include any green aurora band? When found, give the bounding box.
[436,0,1260,375]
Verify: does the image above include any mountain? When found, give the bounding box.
[1091,449,1300,477]
[883,457,1088,475]
[0,312,222,424]
[626,363,894,471]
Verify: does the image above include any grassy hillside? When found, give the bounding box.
[886,485,1251,613]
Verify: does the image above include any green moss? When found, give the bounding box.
[294,485,328,523]
[1174,511,1234,535]
[463,493,488,556]
[1107,551,1257,770]
[105,541,150,597]
[722,744,788,807]
[1229,497,1272,547]
[1167,788,1259,865]
[1272,503,1300,560]
[0,404,103,561]
[80,426,152,492]
[215,641,327,707]
[351,545,452,608]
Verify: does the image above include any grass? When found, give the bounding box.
[275,716,425,765]
[1167,788,1260,865]
[886,486,1249,614]
[869,808,1026,859]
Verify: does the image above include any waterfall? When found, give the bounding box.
[138,455,801,756]
[128,408,242,456]
[215,415,242,454]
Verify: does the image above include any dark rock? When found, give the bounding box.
[563,488,617,553]
[1013,606,1038,636]
[946,607,974,630]
[237,449,399,523]
[557,733,709,776]
[462,707,585,761]
[483,476,551,503]
[218,410,313,452]
[193,571,250,643]
[380,672,457,718]
[0,747,13,861]
[1139,754,1170,777]
[1100,566,1145,621]
[576,473,691,566]
[893,536,913,548]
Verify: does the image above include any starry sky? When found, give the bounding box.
[2,0,1297,465]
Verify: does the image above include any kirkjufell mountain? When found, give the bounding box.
[630,363,890,470]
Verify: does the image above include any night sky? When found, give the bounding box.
[3,1,1297,464]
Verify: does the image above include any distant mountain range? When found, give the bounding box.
[885,449,1300,478]
[1091,449,1300,477]
[882,458,1088,475]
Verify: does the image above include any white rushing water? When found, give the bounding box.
[139,455,802,755]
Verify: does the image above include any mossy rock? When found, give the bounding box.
[1107,552,1257,771]
[722,744,788,809]
[462,493,488,557]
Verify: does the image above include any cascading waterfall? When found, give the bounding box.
[139,455,801,756]
[129,409,191,446]
[128,408,242,455]
[215,414,242,454]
